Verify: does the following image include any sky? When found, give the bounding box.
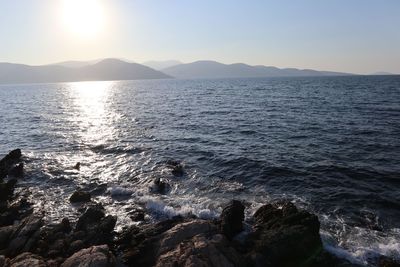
[0,0,399,74]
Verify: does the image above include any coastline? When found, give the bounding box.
[0,149,398,267]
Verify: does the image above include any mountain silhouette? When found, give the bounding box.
[162,60,352,79]
[0,58,170,84]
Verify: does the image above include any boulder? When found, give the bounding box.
[246,201,322,267]
[9,252,47,267]
[75,205,105,231]
[8,163,23,178]
[6,215,43,257]
[158,220,218,253]
[0,149,22,180]
[153,178,169,194]
[166,160,184,176]
[61,245,116,267]
[0,179,17,201]
[69,191,91,203]
[220,200,245,239]
[156,233,242,267]
[378,256,400,267]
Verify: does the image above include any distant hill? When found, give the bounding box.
[371,71,398,76]
[0,59,170,84]
[162,60,353,79]
[142,60,182,70]
[50,59,102,68]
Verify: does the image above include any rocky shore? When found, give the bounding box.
[0,149,398,267]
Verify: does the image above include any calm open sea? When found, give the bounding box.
[0,76,399,266]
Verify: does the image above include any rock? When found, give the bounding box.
[74,205,116,246]
[69,191,91,203]
[73,162,80,171]
[8,163,23,178]
[378,256,400,267]
[246,201,322,267]
[156,233,242,267]
[9,252,47,267]
[129,210,145,222]
[6,215,43,257]
[75,205,105,231]
[158,220,218,253]
[0,179,17,201]
[0,255,7,267]
[0,149,22,180]
[60,218,72,233]
[68,240,85,254]
[153,178,169,194]
[220,200,245,239]
[166,160,184,176]
[61,245,116,267]
[0,225,14,249]
[118,217,184,266]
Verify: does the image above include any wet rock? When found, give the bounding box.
[73,162,80,171]
[153,178,169,194]
[246,201,322,267]
[118,217,184,266]
[0,149,22,180]
[7,215,43,257]
[75,205,105,231]
[69,191,91,203]
[129,209,145,222]
[166,160,184,176]
[9,252,47,267]
[8,163,23,178]
[220,200,245,239]
[61,245,116,267]
[75,205,116,246]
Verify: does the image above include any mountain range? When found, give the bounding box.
[0,58,371,85]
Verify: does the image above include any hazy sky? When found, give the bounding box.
[0,0,399,74]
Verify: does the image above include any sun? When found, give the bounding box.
[61,0,106,39]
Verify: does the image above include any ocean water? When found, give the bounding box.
[0,76,399,266]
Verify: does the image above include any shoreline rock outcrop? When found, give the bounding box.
[1,149,397,267]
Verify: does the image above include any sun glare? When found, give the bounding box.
[61,0,106,39]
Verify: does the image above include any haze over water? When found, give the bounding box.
[0,75,399,265]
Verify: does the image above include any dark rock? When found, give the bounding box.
[0,149,22,180]
[7,215,43,257]
[68,240,85,254]
[9,252,47,267]
[61,245,116,267]
[220,200,245,239]
[0,179,17,201]
[246,201,322,267]
[166,160,184,176]
[69,191,91,203]
[118,217,184,266]
[0,225,14,249]
[75,205,105,231]
[153,178,169,194]
[8,163,23,178]
[60,218,72,233]
[130,210,145,222]
[378,256,400,267]
[73,162,81,170]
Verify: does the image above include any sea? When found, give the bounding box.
[0,75,399,266]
